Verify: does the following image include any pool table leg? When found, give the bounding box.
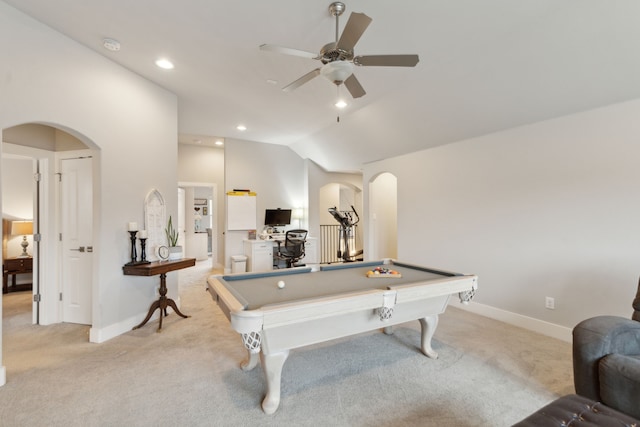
[240,350,260,372]
[419,315,439,359]
[260,349,290,415]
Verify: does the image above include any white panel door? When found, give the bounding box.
[61,157,93,325]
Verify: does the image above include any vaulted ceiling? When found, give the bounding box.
[5,0,640,172]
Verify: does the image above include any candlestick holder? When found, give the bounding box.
[125,230,139,266]
[139,238,151,264]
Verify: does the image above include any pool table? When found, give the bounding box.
[207,259,477,414]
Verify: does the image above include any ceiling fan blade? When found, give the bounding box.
[259,44,318,60]
[344,74,366,99]
[336,12,372,52]
[354,54,420,67]
[282,68,321,92]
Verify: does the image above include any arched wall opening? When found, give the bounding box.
[2,121,99,330]
[318,182,363,263]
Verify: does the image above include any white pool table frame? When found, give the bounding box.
[207,260,477,414]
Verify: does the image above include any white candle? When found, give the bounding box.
[128,222,138,231]
[138,230,148,239]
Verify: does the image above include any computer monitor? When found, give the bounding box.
[265,208,292,226]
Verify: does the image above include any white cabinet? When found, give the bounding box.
[243,240,274,272]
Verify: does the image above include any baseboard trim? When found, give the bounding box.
[453,301,572,343]
[89,297,182,343]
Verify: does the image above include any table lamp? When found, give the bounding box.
[11,220,33,258]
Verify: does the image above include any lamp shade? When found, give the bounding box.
[11,220,33,236]
[320,61,354,84]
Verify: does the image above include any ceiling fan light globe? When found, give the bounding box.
[320,61,354,85]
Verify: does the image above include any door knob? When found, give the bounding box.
[70,246,85,252]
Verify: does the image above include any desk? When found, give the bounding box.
[3,257,33,294]
[123,258,196,331]
[207,259,477,414]
[243,237,317,272]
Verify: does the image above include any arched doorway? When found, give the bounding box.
[318,182,363,263]
[2,123,98,327]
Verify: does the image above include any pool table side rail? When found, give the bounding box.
[258,289,395,329]
[319,259,465,279]
[207,276,259,333]
[221,266,313,282]
[390,275,478,304]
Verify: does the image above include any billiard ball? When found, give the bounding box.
[277,280,285,289]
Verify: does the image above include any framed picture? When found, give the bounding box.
[194,198,207,205]
[203,207,208,215]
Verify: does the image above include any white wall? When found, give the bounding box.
[369,172,397,260]
[319,183,340,225]
[0,0,179,365]
[364,98,640,339]
[224,138,305,270]
[2,156,34,258]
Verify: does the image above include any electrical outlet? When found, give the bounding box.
[545,296,555,310]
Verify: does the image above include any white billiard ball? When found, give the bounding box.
[277,280,285,289]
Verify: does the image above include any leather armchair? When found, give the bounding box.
[572,279,640,420]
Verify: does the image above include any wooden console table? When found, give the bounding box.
[123,258,196,332]
[3,257,33,294]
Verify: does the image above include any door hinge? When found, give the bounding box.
[59,292,63,301]
[33,294,41,302]
[34,172,42,182]
[34,233,42,242]
[59,233,63,241]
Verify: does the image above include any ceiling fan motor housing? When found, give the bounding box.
[320,42,354,64]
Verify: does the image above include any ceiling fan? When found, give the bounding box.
[260,2,419,99]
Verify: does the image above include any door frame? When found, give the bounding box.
[1,144,57,324]
[178,181,218,266]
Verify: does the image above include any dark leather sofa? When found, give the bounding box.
[513,280,640,426]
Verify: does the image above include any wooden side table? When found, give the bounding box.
[3,257,33,294]
[123,258,196,332]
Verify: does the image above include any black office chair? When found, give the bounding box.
[274,229,307,268]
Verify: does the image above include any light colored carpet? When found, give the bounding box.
[0,260,573,426]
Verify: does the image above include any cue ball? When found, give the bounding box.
[277,280,285,289]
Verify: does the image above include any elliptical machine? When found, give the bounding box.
[328,205,363,262]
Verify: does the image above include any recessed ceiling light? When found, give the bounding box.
[236,125,247,131]
[103,38,121,52]
[215,140,224,146]
[155,58,174,70]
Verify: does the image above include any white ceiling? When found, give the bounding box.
[5,0,640,172]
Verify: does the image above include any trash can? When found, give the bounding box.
[231,255,247,273]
